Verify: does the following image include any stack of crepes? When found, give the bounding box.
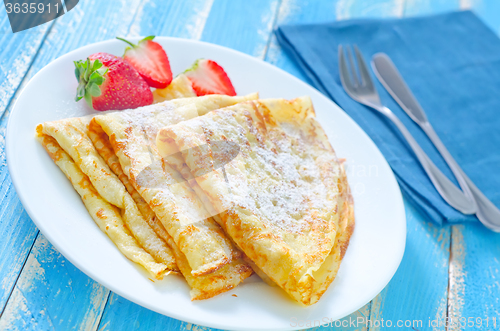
[36,74,354,305]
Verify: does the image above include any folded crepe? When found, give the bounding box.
[90,93,257,277]
[37,133,172,279]
[36,76,254,299]
[157,97,355,305]
[36,114,177,280]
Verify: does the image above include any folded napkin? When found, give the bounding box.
[276,11,500,224]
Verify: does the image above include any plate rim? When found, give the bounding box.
[6,36,406,330]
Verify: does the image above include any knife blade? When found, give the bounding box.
[371,54,428,125]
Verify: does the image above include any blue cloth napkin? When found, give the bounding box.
[276,11,500,224]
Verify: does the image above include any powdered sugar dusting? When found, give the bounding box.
[186,104,335,239]
[100,100,215,223]
[118,102,180,138]
[233,143,328,235]
[115,102,187,188]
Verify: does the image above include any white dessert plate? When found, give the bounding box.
[6,37,406,331]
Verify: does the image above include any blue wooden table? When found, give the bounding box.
[1,1,500,330]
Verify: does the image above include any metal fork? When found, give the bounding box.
[338,45,476,215]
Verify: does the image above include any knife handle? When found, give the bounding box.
[380,107,477,214]
[422,122,500,231]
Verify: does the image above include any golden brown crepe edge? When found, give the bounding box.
[36,131,170,279]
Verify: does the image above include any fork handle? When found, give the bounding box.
[381,107,476,214]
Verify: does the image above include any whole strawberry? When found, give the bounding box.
[74,52,153,111]
[117,36,173,89]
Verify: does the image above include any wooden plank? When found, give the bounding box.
[265,0,405,81]
[0,25,42,310]
[97,293,208,331]
[335,0,405,20]
[0,0,144,327]
[200,0,280,58]
[369,201,450,331]
[404,0,460,16]
[0,165,38,312]
[429,3,500,330]
[0,234,108,331]
[448,224,500,331]
[0,12,55,313]
[14,0,143,85]
[98,297,371,331]
[127,0,216,39]
[97,297,370,331]
[266,0,340,82]
[303,303,371,331]
[461,0,500,35]
[0,11,54,119]
[98,296,371,331]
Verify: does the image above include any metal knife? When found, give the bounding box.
[372,53,500,232]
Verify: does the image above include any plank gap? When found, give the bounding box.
[261,0,284,60]
[124,0,147,37]
[401,0,409,16]
[364,301,372,331]
[94,290,112,331]
[0,231,39,318]
[445,226,453,331]
[0,20,57,122]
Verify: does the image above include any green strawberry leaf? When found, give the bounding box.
[73,58,107,109]
[183,58,202,74]
[92,60,102,71]
[75,82,85,101]
[95,67,108,81]
[141,35,155,42]
[84,90,93,108]
[74,60,87,81]
[89,71,105,85]
[90,76,104,86]
[88,82,102,97]
[84,58,91,81]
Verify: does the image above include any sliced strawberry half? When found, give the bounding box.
[184,59,236,96]
[116,36,173,89]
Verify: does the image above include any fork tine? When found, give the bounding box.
[346,46,360,87]
[338,45,353,89]
[353,45,372,88]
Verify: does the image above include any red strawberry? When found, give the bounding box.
[74,52,153,111]
[184,59,236,96]
[116,36,173,89]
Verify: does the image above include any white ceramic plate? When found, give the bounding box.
[6,37,406,331]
